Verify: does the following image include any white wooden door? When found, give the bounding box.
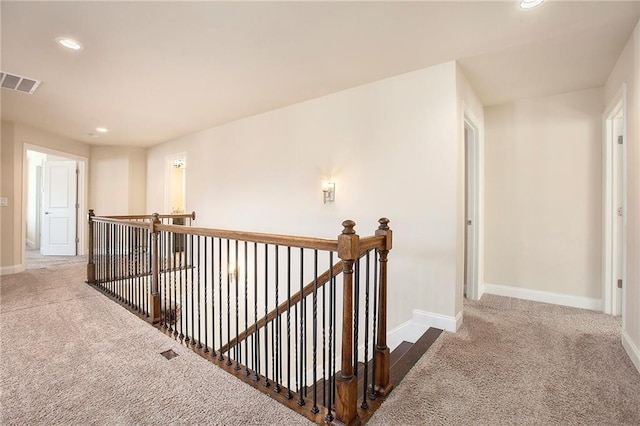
[41,160,77,256]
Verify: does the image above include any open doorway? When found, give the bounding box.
[464,116,480,300]
[165,153,186,215]
[602,86,626,318]
[23,145,88,268]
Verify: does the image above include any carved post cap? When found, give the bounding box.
[191,211,196,221]
[378,218,390,231]
[151,213,160,222]
[341,220,356,235]
[88,209,95,221]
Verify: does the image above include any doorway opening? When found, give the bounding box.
[464,116,480,300]
[165,153,186,215]
[23,145,87,267]
[602,86,626,318]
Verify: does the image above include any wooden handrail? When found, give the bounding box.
[218,260,344,355]
[155,224,340,251]
[91,216,152,230]
[100,212,196,220]
[87,211,392,426]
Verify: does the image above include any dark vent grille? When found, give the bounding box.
[0,71,41,94]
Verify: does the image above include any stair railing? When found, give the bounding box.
[87,211,392,425]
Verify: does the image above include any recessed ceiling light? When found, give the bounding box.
[96,127,108,133]
[519,0,544,9]
[56,37,84,51]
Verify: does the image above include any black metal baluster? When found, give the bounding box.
[297,248,305,406]
[218,238,224,361]
[190,234,196,346]
[311,250,319,414]
[172,232,178,337]
[135,228,142,313]
[179,230,185,341]
[322,251,327,410]
[294,302,299,394]
[211,237,220,358]
[234,240,240,371]
[203,236,209,353]
[274,245,280,393]
[286,246,292,399]
[362,251,371,409]
[128,225,132,308]
[332,254,337,406]
[244,241,249,376]
[197,235,202,349]
[167,232,173,333]
[354,258,361,377]
[370,250,379,401]
[263,244,269,387]
[226,239,232,366]
[325,251,335,423]
[253,242,259,381]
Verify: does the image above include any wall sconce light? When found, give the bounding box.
[322,181,335,204]
[172,158,185,168]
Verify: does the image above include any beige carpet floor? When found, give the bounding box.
[2,262,639,425]
[370,295,640,425]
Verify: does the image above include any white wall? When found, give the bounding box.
[1,121,91,273]
[147,61,462,331]
[90,146,147,215]
[605,19,640,372]
[484,88,604,306]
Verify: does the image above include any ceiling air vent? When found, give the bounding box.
[0,71,41,94]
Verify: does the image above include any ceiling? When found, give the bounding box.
[2,1,639,147]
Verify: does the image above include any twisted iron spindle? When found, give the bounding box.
[311,250,319,414]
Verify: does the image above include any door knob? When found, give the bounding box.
[44,211,50,215]
[467,220,472,225]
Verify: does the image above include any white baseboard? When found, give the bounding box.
[0,264,25,276]
[483,283,602,311]
[387,309,460,351]
[622,330,640,374]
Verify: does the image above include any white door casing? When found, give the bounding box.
[464,117,480,300]
[602,85,626,318]
[41,160,77,256]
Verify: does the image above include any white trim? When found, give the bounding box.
[601,84,627,319]
[463,114,480,301]
[483,283,602,311]
[22,144,89,261]
[622,330,640,374]
[0,264,25,276]
[387,309,461,351]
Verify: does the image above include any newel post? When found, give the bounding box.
[86,209,95,284]
[336,220,361,426]
[374,218,393,396]
[149,213,162,324]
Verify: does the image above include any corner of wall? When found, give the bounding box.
[622,330,640,374]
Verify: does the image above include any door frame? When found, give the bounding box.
[22,144,88,260]
[602,84,627,319]
[464,114,481,300]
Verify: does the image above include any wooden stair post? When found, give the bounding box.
[336,220,361,426]
[149,213,162,324]
[374,218,393,396]
[86,209,95,284]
